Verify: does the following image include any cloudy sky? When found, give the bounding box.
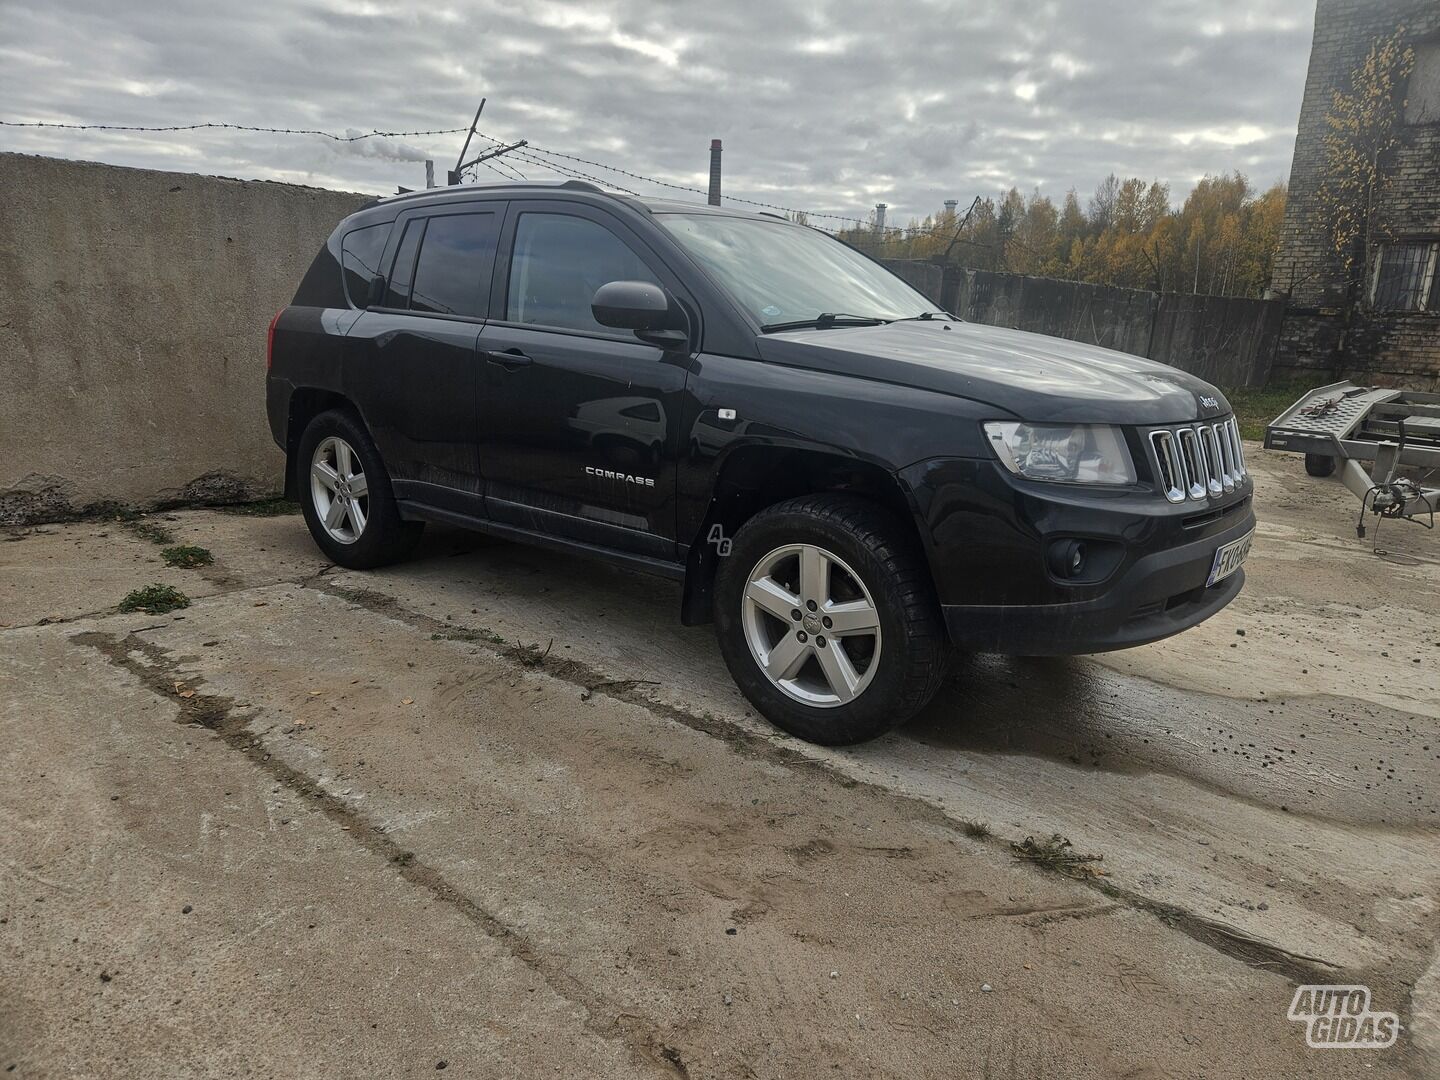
[0,0,1315,226]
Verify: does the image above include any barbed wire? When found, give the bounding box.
[490,155,528,181]
[6,115,990,248]
[0,119,468,141]
[500,138,1000,253]
[501,147,645,197]
[477,131,915,233]
[473,157,514,182]
[508,139,1003,253]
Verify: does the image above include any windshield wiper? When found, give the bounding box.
[889,311,955,323]
[760,312,890,333]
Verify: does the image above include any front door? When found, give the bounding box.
[475,202,693,560]
[344,204,502,513]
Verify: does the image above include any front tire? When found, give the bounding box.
[297,409,423,568]
[1305,453,1336,478]
[714,495,950,745]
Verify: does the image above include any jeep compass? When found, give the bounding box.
[267,180,1254,744]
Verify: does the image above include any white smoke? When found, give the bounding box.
[330,128,431,163]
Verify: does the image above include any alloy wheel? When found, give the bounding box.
[310,436,369,544]
[740,543,882,708]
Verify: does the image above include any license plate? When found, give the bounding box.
[1207,530,1253,587]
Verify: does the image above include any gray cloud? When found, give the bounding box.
[0,0,1313,222]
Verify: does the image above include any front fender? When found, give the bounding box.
[675,351,1002,547]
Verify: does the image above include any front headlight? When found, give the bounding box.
[983,422,1136,485]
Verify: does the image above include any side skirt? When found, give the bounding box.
[396,500,686,582]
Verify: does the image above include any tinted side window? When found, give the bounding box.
[384,220,423,309]
[506,213,658,333]
[339,223,390,308]
[410,213,498,318]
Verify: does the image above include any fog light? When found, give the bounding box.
[1048,539,1087,579]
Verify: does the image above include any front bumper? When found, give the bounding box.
[900,455,1254,655]
[940,515,1250,654]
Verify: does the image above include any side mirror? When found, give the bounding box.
[592,280,688,350]
[592,280,671,331]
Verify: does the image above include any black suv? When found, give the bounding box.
[267,180,1254,744]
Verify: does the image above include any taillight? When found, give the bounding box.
[266,308,284,370]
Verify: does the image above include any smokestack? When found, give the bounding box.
[875,203,888,231]
[708,139,723,206]
[425,160,436,189]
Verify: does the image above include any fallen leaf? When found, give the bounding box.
[178,690,195,699]
[402,698,414,705]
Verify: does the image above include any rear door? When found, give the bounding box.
[474,200,695,560]
[344,202,503,513]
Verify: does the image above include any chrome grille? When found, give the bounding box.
[1201,425,1224,496]
[1148,418,1247,503]
[1177,428,1206,500]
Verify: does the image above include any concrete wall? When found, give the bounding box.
[0,153,370,524]
[879,259,944,308]
[949,270,1155,358]
[933,267,1282,387]
[1148,293,1284,387]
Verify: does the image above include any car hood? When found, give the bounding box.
[754,320,1228,425]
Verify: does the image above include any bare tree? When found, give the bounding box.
[1087,174,1120,231]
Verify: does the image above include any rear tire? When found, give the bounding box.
[297,408,423,568]
[714,494,950,745]
[1304,453,1336,478]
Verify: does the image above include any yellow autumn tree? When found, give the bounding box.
[833,172,1286,298]
[1319,29,1416,287]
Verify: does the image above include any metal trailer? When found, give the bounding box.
[1265,382,1439,540]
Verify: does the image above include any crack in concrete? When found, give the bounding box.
[311,579,1358,989]
[69,627,689,1080]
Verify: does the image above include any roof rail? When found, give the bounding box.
[380,178,612,205]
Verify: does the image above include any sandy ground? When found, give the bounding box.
[1,444,1437,1078]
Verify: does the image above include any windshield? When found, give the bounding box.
[656,213,934,329]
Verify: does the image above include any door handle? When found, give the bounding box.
[484,348,533,370]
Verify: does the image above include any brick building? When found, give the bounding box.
[1271,0,1440,388]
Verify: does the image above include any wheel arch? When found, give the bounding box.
[283,388,357,500]
[679,446,929,626]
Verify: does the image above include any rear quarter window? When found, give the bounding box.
[340,223,392,308]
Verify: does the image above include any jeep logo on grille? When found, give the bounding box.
[1200,395,1219,410]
